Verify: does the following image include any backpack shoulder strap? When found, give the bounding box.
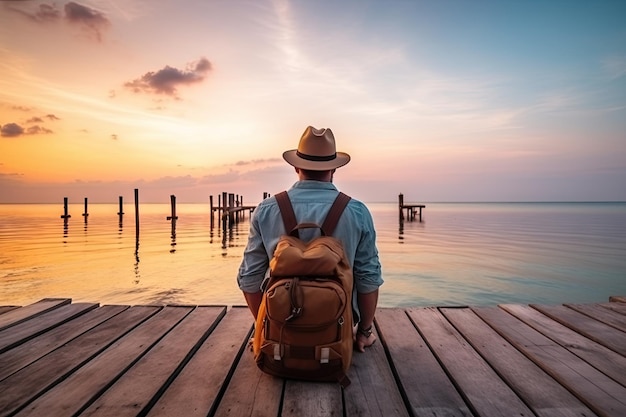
[321,192,351,236]
[275,191,299,238]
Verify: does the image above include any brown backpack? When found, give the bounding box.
[253,191,353,387]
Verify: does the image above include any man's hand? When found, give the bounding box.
[355,331,377,352]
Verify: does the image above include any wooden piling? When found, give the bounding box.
[209,196,214,228]
[117,196,124,216]
[60,197,71,219]
[167,195,178,221]
[228,193,235,225]
[134,188,140,234]
[82,198,89,218]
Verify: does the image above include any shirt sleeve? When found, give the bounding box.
[352,205,383,293]
[236,209,269,293]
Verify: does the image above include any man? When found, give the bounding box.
[237,126,382,352]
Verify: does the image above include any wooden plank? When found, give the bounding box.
[0,298,71,331]
[442,307,597,417]
[498,304,626,387]
[0,306,19,315]
[531,304,626,356]
[375,308,472,417]
[564,304,626,332]
[408,307,534,417]
[0,305,160,416]
[608,296,626,303]
[474,306,626,417]
[0,302,98,354]
[282,380,342,417]
[212,339,283,417]
[29,306,207,417]
[146,306,253,417]
[598,302,626,316]
[0,305,128,382]
[343,326,409,417]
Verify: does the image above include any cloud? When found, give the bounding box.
[46,114,61,121]
[26,117,44,124]
[26,126,54,135]
[64,2,111,42]
[12,105,33,112]
[7,3,62,23]
[235,158,282,166]
[7,2,110,42]
[1,122,52,137]
[1,123,24,137]
[124,58,212,98]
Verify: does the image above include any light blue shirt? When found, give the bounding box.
[237,180,383,300]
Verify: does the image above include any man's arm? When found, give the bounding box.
[243,291,263,319]
[355,289,379,352]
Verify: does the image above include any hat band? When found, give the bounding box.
[296,151,337,162]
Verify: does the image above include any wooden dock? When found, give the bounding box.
[1,297,625,417]
[398,194,425,222]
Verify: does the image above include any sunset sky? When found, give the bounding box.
[1,0,625,203]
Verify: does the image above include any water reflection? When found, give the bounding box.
[170,218,177,253]
[62,218,69,244]
[134,221,140,285]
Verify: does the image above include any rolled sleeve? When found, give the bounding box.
[352,211,383,293]
[236,212,269,293]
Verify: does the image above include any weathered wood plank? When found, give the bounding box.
[408,307,534,417]
[376,308,472,417]
[0,302,98,354]
[0,298,71,331]
[0,305,160,416]
[443,307,597,417]
[69,306,217,417]
[343,326,409,417]
[530,304,626,356]
[146,306,253,417]
[498,304,626,387]
[282,380,342,417]
[564,303,626,332]
[608,296,626,303]
[0,305,128,382]
[213,341,283,417]
[474,306,626,417]
[0,306,19,315]
[17,306,194,417]
[598,302,626,316]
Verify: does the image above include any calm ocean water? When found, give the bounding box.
[1,202,625,307]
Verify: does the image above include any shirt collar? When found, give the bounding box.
[291,180,338,191]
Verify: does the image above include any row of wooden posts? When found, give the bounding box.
[60,189,265,229]
[60,191,425,226]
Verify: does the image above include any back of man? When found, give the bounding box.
[237,126,383,355]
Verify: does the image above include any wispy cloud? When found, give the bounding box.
[64,2,111,42]
[602,54,626,80]
[6,1,111,42]
[0,60,198,134]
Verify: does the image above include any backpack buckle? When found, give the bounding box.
[285,307,302,322]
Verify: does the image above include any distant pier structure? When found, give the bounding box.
[209,192,257,228]
[399,193,425,222]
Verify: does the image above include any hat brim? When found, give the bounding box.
[283,150,351,171]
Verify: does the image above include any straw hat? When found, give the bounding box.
[283,126,351,171]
